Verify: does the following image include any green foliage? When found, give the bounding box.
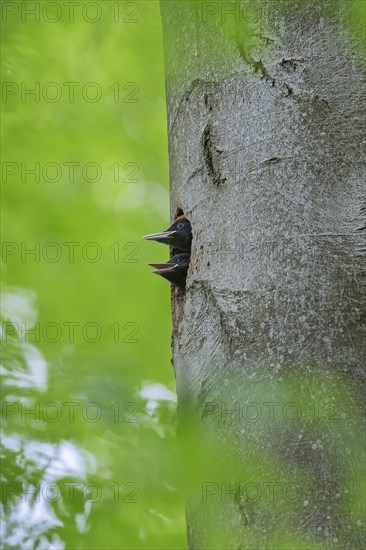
[1,1,185,548]
[179,370,365,548]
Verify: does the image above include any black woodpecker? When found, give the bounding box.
[148,253,190,288]
[143,216,192,252]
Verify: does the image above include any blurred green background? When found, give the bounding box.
[1,1,186,548]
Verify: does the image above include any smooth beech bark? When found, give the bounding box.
[161,1,365,548]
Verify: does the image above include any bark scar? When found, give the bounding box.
[252,59,275,86]
[279,58,305,71]
[236,38,300,96]
[201,120,225,187]
[356,194,366,231]
[236,37,275,86]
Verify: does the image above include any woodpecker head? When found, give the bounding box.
[148,253,190,288]
[143,216,192,252]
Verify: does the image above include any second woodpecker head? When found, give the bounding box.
[143,215,192,252]
[148,253,190,288]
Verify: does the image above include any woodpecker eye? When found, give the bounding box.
[176,222,184,230]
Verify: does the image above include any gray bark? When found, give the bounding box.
[161,1,365,548]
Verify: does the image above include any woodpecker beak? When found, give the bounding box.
[148,262,177,275]
[143,230,176,242]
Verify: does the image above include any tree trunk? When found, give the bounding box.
[160,1,365,548]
